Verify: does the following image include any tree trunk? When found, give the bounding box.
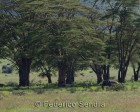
[103,65,107,80]
[47,74,52,83]
[132,63,140,81]
[121,71,126,83]
[66,67,75,84]
[118,71,122,82]
[107,65,110,80]
[44,68,52,84]
[96,67,103,84]
[118,67,127,83]
[103,65,110,80]
[118,53,130,83]
[134,72,138,81]
[18,58,32,86]
[90,64,103,84]
[58,63,66,87]
[97,73,102,84]
[80,55,103,84]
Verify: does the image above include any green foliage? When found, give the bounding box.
[106,84,127,91]
[12,90,26,96]
[0,0,44,62]
[0,0,140,86]
[34,88,45,94]
[7,82,18,87]
[68,87,77,93]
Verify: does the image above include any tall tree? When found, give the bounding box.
[0,0,44,86]
[32,0,105,86]
[93,0,140,82]
[113,0,140,82]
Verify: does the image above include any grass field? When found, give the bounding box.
[0,59,140,112]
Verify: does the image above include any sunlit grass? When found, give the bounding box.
[0,59,140,112]
[0,88,140,112]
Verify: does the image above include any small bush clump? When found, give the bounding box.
[131,84,138,91]
[69,88,76,93]
[106,84,127,91]
[7,82,18,87]
[34,88,45,94]
[94,87,102,92]
[12,91,26,96]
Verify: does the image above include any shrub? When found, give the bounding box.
[88,88,94,92]
[89,71,93,73]
[131,84,138,91]
[94,87,102,92]
[12,91,26,96]
[34,88,45,94]
[69,88,76,93]
[7,82,18,87]
[106,84,127,91]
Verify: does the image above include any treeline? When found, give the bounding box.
[0,0,140,87]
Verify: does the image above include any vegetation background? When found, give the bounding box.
[0,0,140,112]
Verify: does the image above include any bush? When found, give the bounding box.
[94,87,102,92]
[80,73,84,76]
[106,84,127,91]
[12,91,26,96]
[69,88,76,93]
[34,88,45,94]
[131,84,138,91]
[7,82,18,87]
[88,88,94,92]
[89,71,93,73]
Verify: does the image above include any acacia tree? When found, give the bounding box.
[0,0,45,86]
[90,0,140,83]
[0,0,105,87]
[113,0,140,82]
[131,58,140,81]
[80,0,119,83]
[32,58,53,84]
[83,0,140,83]
[30,0,105,86]
[130,20,140,81]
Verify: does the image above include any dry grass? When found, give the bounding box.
[0,59,140,112]
[0,90,140,112]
